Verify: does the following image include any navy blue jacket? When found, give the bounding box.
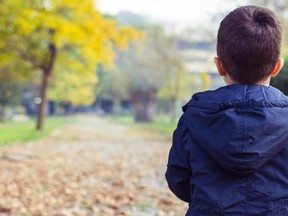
[166,84,288,216]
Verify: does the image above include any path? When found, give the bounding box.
[0,115,187,216]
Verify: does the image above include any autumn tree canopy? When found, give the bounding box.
[0,0,140,129]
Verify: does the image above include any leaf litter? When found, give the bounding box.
[0,116,186,216]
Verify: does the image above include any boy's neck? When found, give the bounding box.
[227,78,271,87]
[254,78,270,86]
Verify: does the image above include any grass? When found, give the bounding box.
[108,115,177,136]
[0,116,71,146]
[141,121,176,135]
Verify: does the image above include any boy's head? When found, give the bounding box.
[215,5,283,85]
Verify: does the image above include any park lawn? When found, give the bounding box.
[108,115,177,136]
[141,121,176,135]
[0,117,70,146]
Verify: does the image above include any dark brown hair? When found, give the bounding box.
[217,5,282,84]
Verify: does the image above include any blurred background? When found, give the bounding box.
[1,0,288,215]
[1,0,288,133]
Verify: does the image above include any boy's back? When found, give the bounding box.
[165,6,288,216]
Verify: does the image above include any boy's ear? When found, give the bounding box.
[271,57,284,78]
[214,57,227,77]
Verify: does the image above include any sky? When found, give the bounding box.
[97,0,246,26]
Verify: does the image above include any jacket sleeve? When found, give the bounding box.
[165,114,192,203]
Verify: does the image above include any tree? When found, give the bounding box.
[157,35,192,123]
[115,27,166,122]
[0,0,139,130]
[116,27,191,122]
[96,67,129,115]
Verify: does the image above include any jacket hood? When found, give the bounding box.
[184,84,288,175]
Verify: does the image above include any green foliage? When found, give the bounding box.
[271,56,288,94]
[111,25,200,122]
[116,26,168,91]
[157,50,193,101]
[115,26,198,101]
[0,116,70,145]
[0,82,23,106]
[97,67,129,100]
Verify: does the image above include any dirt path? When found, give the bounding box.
[0,115,187,216]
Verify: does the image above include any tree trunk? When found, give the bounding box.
[36,41,57,130]
[130,88,157,122]
[36,71,49,130]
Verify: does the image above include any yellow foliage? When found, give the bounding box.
[49,70,98,106]
[0,0,141,105]
[200,72,211,91]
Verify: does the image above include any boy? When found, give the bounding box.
[165,5,288,216]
